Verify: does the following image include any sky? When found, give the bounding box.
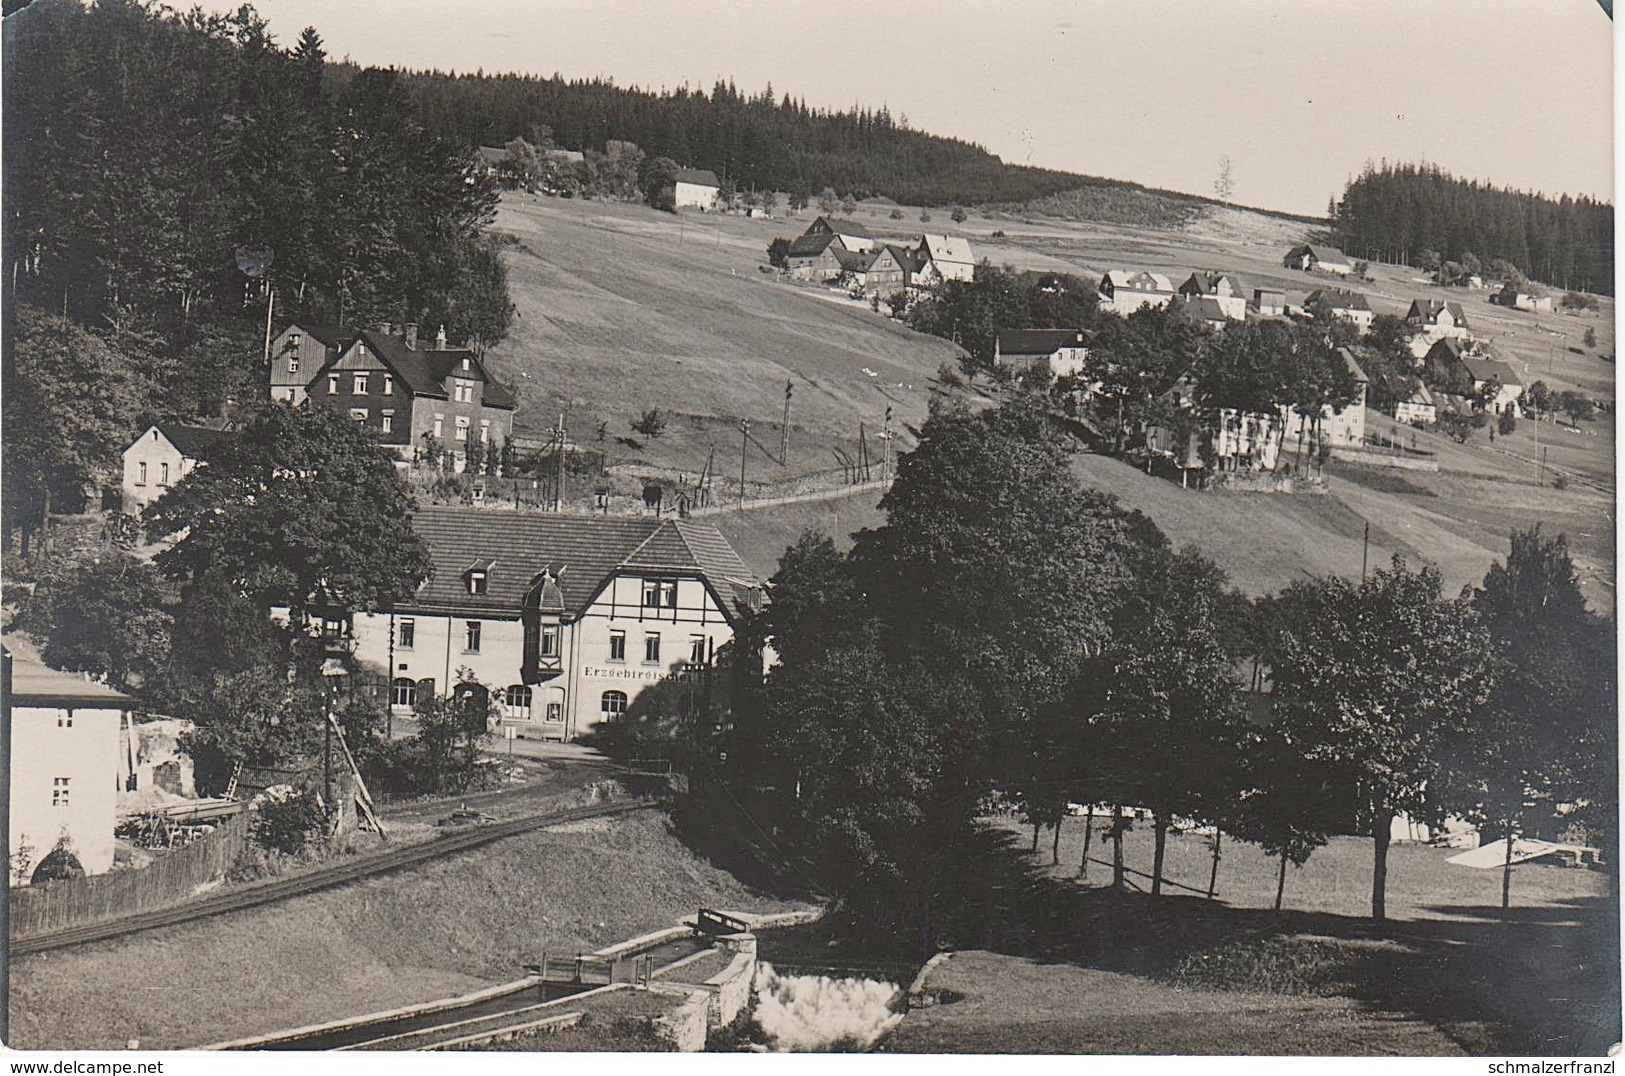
[226,0,1612,216]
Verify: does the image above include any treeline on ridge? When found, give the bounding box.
[1331,162,1613,295]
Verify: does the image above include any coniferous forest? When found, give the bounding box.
[1330,162,1613,295]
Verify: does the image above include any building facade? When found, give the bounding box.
[122,423,234,512]
[1178,272,1248,320]
[1098,270,1176,316]
[347,508,762,741]
[673,169,721,210]
[993,329,1091,381]
[7,649,130,883]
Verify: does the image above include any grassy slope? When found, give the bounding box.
[482,193,1612,608]
[9,811,807,1050]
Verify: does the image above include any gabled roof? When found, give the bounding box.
[1289,243,1352,264]
[1425,337,1467,362]
[1337,346,1370,384]
[1131,271,1175,292]
[1101,269,1134,289]
[400,507,761,619]
[919,233,974,265]
[153,422,235,461]
[808,216,873,239]
[997,328,1092,356]
[787,234,837,258]
[1407,299,1468,324]
[1403,383,1436,407]
[1306,289,1372,312]
[318,331,517,408]
[832,246,874,272]
[5,647,133,707]
[1462,357,1521,387]
[673,168,720,187]
[1181,271,1243,296]
[885,243,921,272]
[476,146,508,165]
[285,322,359,349]
[1173,296,1229,324]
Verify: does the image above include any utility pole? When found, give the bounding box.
[554,413,566,511]
[738,418,750,510]
[262,285,276,373]
[1539,445,1548,487]
[881,405,894,481]
[1361,520,1370,583]
[780,379,792,467]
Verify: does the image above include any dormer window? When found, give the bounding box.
[465,557,494,595]
[461,358,471,371]
[468,570,487,595]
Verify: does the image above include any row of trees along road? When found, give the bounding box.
[3,0,512,552]
[673,394,1613,953]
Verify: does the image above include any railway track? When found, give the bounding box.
[11,799,656,958]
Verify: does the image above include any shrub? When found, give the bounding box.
[632,408,667,438]
[766,237,791,269]
[250,785,328,855]
[889,208,903,220]
[1497,410,1517,436]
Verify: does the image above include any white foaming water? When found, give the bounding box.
[751,961,904,1052]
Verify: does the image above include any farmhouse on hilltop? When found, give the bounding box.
[1283,243,1355,276]
[1305,288,1375,331]
[993,329,1091,381]
[344,507,762,742]
[672,168,721,210]
[269,324,516,469]
[122,422,235,512]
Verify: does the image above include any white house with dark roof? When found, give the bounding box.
[993,329,1091,381]
[348,507,762,741]
[1305,288,1375,331]
[1283,244,1355,276]
[1406,299,1471,340]
[1098,270,1176,316]
[673,168,721,210]
[801,216,878,254]
[122,423,235,512]
[1178,271,1247,320]
[1395,382,1438,425]
[915,233,976,283]
[6,646,131,883]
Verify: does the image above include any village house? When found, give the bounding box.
[1460,355,1525,415]
[1283,243,1355,276]
[993,329,1091,381]
[1098,270,1176,316]
[784,233,844,281]
[1252,287,1287,317]
[842,244,914,296]
[274,326,517,469]
[1395,382,1438,425]
[801,216,878,254]
[672,168,721,210]
[6,647,131,883]
[1304,288,1376,331]
[1491,284,1554,313]
[345,507,762,742]
[1177,271,1248,320]
[1406,299,1471,340]
[269,322,359,404]
[915,233,976,284]
[121,422,234,512]
[1279,346,1370,448]
[1171,295,1232,332]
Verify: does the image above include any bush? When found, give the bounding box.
[1497,410,1517,436]
[889,208,903,220]
[631,408,667,438]
[250,786,328,855]
[950,206,967,223]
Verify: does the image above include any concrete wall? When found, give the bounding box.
[650,988,711,1051]
[11,705,121,880]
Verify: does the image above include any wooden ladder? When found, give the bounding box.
[224,761,244,800]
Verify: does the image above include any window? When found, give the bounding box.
[391,677,417,708]
[136,462,148,486]
[454,381,475,403]
[383,375,393,396]
[433,414,444,439]
[505,685,533,719]
[354,373,369,395]
[662,581,678,608]
[601,691,628,717]
[545,701,563,723]
[642,579,660,608]
[349,408,369,422]
[288,333,303,349]
[540,625,559,657]
[464,620,481,653]
[381,414,393,434]
[323,617,346,639]
[160,463,171,486]
[57,713,74,728]
[454,416,470,442]
[644,632,661,664]
[479,419,491,444]
[52,777,70,807]
[609,630,626,662]
[468,570,487,595]
[328,374,340,395]
[398,618,415,649]
[690,635,708,664]
[288,354,300,375]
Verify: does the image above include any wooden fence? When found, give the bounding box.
[10,808,253,939]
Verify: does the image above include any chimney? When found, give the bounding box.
[435,325,448,350]
[404,323,418,350]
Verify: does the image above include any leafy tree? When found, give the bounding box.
[632,408,667,438]
[640,156,680,210]
[1584,326,1597,350]
[889,208,904,220]
[1557,390,1595,425]
[816,187,839,215]
[840,195,857,215]
[767,237,792,268]
[499,137,542,188]
[413,670,496,792]
[1266,558,1497,920]
[16,554,172,693]
[950,206,967,223]
[146,402,432,624]
[1497,410,1518,437]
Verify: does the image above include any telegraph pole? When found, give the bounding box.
[1361,521,1370,583]
[881,405,894,481]
[554,413,566,511]
[780,379,792,467]
[738,418,750,510]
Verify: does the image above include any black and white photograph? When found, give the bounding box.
[1,0,1618,1063]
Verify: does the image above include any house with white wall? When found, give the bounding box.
[1178,271,1247,320]
[672,169,721,210]
[122,423,235,512]
[6,647,130,883]
[1305,288,1375,331]
[993,329,1091,381]
[915,234,976,283]
[1098,270,1176,316]
[1283,244,1355,276]
[347,507,762,742]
